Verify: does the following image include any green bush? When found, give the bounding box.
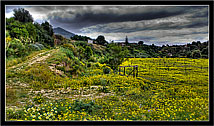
[29,43,45,51]
[9,21,29,39]
[60,47,75,59]
[62,44,77,56]
[6,38,29,58]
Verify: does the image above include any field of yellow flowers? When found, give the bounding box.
[120,58,209,120]
[6,58,209,121]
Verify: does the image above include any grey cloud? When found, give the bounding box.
[5,5,208,46]
[47,7,187,30]
[27,6,206,32]
[80,12,208,34]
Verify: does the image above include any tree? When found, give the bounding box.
[26,22,37,42]
[197,41,201,46]
[34,22,45,42]
[71,35,81,40]
[6,17,15,31]
[105,43,129,70]
[201,47,208,55]
[192,41,197,45]
[13,8,33,23]
[138,41,144,45]
[96,35,107,45]
[40,21,54,47]
[190,45,198,50]
[125,36,129,45]
[191,50,201,59]
[71,35,91,41]
[43,34,54,47]
[186,51,192,58]
[10,21,29,39]
[41,21,53,36]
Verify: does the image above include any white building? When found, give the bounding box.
[88,39,93,44]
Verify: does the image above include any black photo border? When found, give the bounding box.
[1,0,213,126]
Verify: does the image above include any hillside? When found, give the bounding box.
[53,27,75,39]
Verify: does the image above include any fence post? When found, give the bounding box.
[136,66,138,77]
[118,65,139,77]
[124,67,126,76]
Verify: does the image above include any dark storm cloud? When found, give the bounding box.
[81,16,208,34]
[49,11,181,33]
[55,10,181,24]
[80,6,208,34]
[5,5,209,45]
[46,6,208,32]
[6,6,208,32]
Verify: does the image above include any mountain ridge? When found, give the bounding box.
[53,27,75,39]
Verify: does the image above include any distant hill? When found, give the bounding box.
[53,27,75,39]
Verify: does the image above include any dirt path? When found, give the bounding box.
[8,49,57,71]
[28,53,51,66]
[7,48,67,78]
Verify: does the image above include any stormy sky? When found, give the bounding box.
[5,5,209,46]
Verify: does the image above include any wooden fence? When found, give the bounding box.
[118,65,138,77]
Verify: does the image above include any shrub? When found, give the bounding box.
[63,44,77,56]
[60,47,75,59]
[36,43,45,49]
[6,38,29,57]
[29,43,44,51]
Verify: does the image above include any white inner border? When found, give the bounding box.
[5,5,210,122]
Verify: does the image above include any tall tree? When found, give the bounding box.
[125,36,129,45]
[40,21,54,46]
[26,22,37,42]
[13,8,33,23]
[41,21,54,36]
